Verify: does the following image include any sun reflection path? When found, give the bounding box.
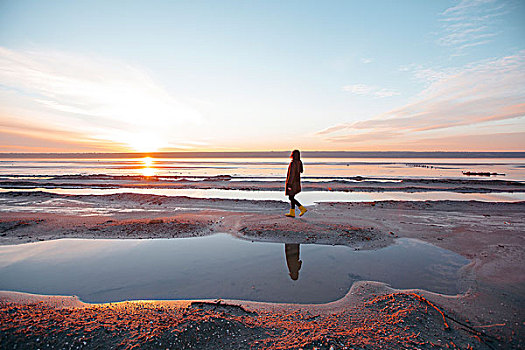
[140,157,156,177]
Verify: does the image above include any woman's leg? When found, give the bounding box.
[289,195,301,208]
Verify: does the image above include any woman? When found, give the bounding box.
[285,149,307,217]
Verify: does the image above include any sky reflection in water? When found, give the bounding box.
[0,234,468,304]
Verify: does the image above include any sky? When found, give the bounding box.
[0,0,524,152]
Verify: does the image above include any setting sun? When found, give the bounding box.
[125,134,166,153]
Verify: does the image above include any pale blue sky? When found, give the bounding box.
[0,0,524,151]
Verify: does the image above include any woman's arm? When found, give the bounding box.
[287,162,297,186]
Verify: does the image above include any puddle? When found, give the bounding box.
[0,234,468,304]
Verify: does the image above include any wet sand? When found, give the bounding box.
[2,174,524,193]
[1,192,524,349]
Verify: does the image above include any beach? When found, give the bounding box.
[1,188,524,348]
[3,0,525,347]
[1,156,524,348]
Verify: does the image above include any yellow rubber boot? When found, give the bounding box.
[285,209,295,217]
[299,206,307,217]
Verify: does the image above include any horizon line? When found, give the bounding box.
[1,151,524,159]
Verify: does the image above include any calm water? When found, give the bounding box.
[0,234,469,303]
[1,188,523,209]
[1,157,525,180]
[1,156,524,203]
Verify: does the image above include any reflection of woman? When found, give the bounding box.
[285,244,302,280]
[285,150,307,218]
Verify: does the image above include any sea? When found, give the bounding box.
[1,153,524,203]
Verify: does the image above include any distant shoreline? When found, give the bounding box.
[1,151,525,159]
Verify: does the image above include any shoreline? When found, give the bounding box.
[1,175,523,193]
[0,282,508,349]
[1,193,524,348]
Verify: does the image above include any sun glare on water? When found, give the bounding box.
[140,157,156,177]
[143,157,154,167]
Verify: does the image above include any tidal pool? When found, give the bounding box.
[2,188,524,204]
[0,234,468,304]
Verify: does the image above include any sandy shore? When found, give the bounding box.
[2,174,524,193]
[1,191,524,349]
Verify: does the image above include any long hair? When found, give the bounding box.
[290,149,300,161]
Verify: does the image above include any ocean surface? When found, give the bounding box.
[2,156,525,179]
[1,156,524,203]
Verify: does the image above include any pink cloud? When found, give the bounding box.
[319,51,525,150]
[0,47,204,152]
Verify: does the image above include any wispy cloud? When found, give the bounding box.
[438,0,507,54]
[400,131,525,151]
[0,47,204,152]
[341,84,400,98]
[320,51,525,149]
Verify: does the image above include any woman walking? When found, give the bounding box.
[285,150,307,217]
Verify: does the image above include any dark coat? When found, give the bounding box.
[285,159,303,196]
